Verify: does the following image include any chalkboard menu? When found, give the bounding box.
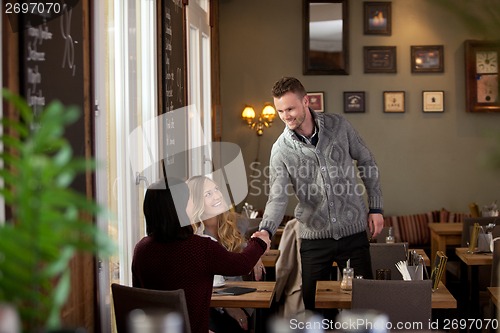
[19,0,89,193]
[161,0,186,113]
[160,0,188,180]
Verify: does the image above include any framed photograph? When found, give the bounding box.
[364,2,392,35]
[422,91,444,112]
[344,92,366,113]
[307,92,325,112]
[411,45,444,73]
[383,91,405,113]
[364,46,397,73]
[464,40,500,113]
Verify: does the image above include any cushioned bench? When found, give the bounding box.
[383,209,470,251]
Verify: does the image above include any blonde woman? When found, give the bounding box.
[187,176,265,333]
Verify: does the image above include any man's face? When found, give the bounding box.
[274,91,309,132]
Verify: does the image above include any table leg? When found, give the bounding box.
[470,265,480,318]
[458,261,469,319]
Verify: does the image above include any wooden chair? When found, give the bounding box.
[111,283,191,333]
[461,217,499,247]
[352,279,432,327]
[492,225,500,239]
[491,239,500,287]
[374,226,398,243]
[369,243,408,280]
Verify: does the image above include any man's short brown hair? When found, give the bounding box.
[271,77,307,99]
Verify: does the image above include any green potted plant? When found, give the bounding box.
[0,89,115,332]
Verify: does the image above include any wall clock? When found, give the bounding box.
[465,40,500,112]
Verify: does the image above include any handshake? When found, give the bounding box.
[251,230,271,253]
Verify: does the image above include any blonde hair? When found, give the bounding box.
[186,176,245,252]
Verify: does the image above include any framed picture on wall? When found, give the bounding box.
[411,45,444,73]
[422,91,444,112]
[364,46,397,73]
[307,92,325,112]
[364,2,392,35]
[464,40,500,113]
[344,91,366,113]
[383,91,405,113]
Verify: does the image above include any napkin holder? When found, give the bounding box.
[478,231,493,253]
[407,265,424,281]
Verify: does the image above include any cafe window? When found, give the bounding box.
[93,0,158,331]
[187,0,212,177]
[93,0,213,331]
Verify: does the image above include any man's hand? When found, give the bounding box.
[251,231,271,253]
[368,213,384,238]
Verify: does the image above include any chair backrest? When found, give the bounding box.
[491,239,500,287]
[111,283,191,333]
[374,226,398,243]
[492,225,500,239]
[352,279,432,327]
[374,226,389,243]
[369,243,407,280]
[462,217,499,246]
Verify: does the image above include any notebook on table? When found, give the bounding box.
[213,286,257,295]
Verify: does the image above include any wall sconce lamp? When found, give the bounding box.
[241,104,277,136]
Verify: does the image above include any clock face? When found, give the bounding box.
[476,51,498,74]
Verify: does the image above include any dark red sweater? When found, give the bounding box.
[132,234,266,333]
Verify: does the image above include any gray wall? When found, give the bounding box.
[218,0,500,216]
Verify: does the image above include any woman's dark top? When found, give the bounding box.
[132,234,266,333]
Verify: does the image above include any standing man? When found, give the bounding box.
[258,77,384,312]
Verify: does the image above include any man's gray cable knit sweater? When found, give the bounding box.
[259,111,383,240]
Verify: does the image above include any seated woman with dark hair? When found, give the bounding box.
[132,178,270,333]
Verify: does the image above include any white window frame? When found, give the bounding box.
[187,1,212,177]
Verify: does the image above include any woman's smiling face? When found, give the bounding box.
[201,178,228,221]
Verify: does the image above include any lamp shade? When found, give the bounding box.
[261,104,276,122]
[241,106,256,124]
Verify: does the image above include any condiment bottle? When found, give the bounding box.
[385,227,395,243]
[340,259,354,291]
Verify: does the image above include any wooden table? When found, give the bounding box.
[211,281,276,308]
[315,280,457,309]
[455,247,493,266]
[261,249,280,268]
[455,247,493,317]
[487,287,500,308]
[428,223,462,283]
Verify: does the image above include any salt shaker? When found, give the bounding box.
[341,259,354,291]
[385,227,395,243]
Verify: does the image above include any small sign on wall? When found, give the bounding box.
[307,92,324,112]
